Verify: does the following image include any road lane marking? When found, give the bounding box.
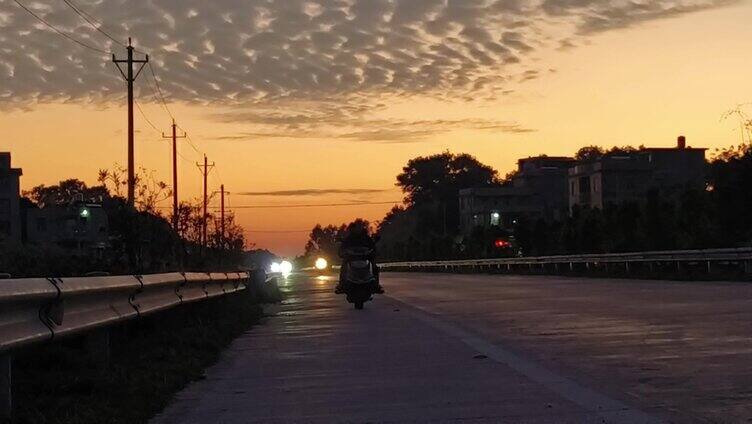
[385,295,663,424]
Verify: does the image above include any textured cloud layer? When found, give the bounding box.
[0,0,736,140]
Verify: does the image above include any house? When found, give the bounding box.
[0,153,23,243]
[459,156,575,234]
[459,187,539,234]
[26,201,110,257]
[569,136,706,210]
[511,156,575,221]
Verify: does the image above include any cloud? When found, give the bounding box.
[0,0,738,126]
[207,111,537,143]
[238,188,390,196]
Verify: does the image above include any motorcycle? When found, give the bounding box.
[339,246,379,310]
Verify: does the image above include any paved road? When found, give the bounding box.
[153,273,752,423]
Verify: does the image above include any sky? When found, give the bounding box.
[1,0,751,256]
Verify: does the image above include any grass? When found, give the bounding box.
[11,287,279,424]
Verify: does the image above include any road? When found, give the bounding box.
[152,273,752,423]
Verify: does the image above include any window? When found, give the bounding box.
[0,220,10,236]
[579,176,590,194]
[0,199,9,216]
[570,181,575,195]
[490,211,500,226]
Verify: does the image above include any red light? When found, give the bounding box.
[494,239,511,249]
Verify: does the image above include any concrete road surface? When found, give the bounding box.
[153,273,752,423]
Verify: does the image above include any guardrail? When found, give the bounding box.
[379,247,752,274]
[0,270,281,420]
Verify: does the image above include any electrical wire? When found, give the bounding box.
[134,99,161,134]
[177,125,204,156]
[60,0,126,47]
[18,0,223,199]
[58,0,210,166]
[216,201,403,209]
[13,0,110,54]
[147,62,175,120]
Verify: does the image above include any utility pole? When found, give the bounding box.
[213,185,230,249]
[220,184,226,247]
[162,119,186,232]
[113,38,149,207]
[197,156,215,246]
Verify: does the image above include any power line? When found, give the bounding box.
[60,0,126,47]
[177,125,204,156]
[214,201,403,209]
[147,62,175,120]
[13,0,110,54]
[134,99,161,134]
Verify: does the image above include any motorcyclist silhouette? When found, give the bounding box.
[335,225,384,294]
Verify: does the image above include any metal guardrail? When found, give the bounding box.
[0,270,282,420]
[379,247,752,272]
[0,271,282,354]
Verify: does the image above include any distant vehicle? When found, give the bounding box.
[338,246,378,310]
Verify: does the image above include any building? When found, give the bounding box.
[459,156,575,234]
[459,187,539,234]
[569,136,706,210]
[511,156,576,221]
[26,201,110,256]
[0,153,23,243]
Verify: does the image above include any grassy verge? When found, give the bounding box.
[12,289,276,424]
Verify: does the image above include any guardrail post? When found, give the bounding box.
[0,353,10,423]
[85,328,111,370]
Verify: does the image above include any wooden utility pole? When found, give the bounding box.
[112,38,149,207]
[214,185,230,248]
[197,156,215,246]
[162,119,186,232]
[220,184,226,246]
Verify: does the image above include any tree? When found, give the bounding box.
[707,143,752,245]
[174,200,204,244]
[396,151,499,206]
[395,151,499,235]
[208,212,246,251]
[606,145,640,155]
[304,224,343,259]
[24,179,110,207]
[574,146,605,162]
[98,165,171,213]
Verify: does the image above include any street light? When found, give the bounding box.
[315,257,328,270]
[80,208,90,218]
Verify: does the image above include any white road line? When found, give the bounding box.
[386,295,663,424]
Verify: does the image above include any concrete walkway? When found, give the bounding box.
[152,275,658,423]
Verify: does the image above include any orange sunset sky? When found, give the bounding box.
[2,0,751,256]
